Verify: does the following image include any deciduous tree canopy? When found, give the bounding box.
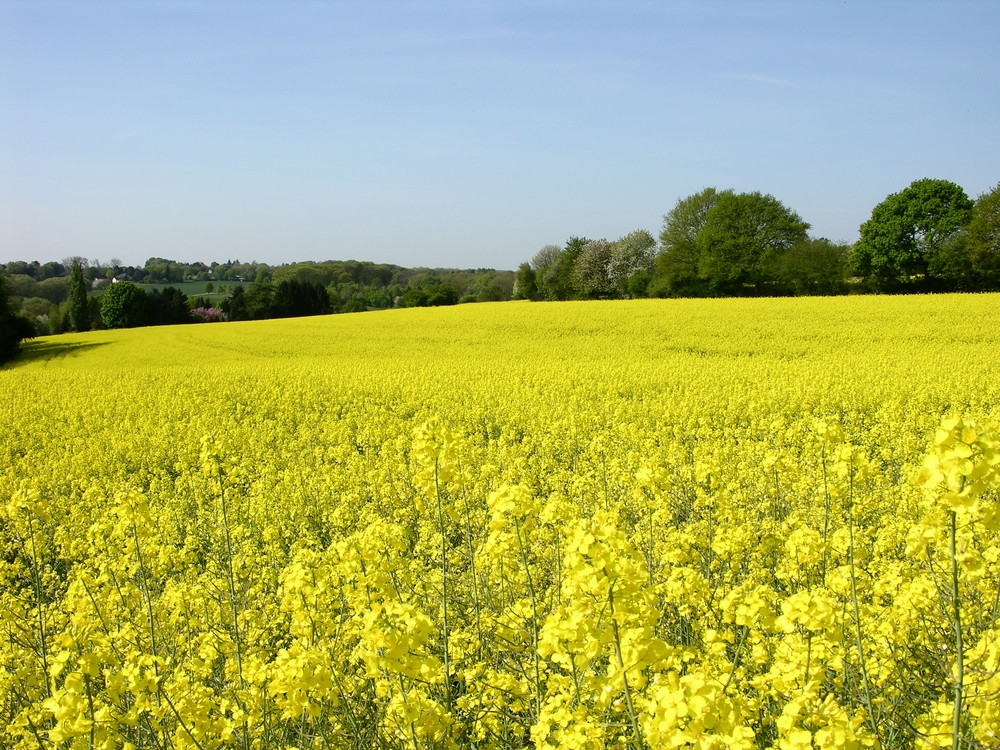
[654,189,809,295]
[100,281,148,329]
[0,274,35,363]
[657,188,732,295]
[965,182,1000,288]
[851,178,973,287]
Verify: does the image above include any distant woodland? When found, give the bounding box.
[1,259,515,336]
[2,177,998,363]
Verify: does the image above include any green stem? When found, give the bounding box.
[462,490,484,661]
[642,490,655,588]
[25,514,51,699]
[609,587,645,750]
[24,712,48,750]
[820,446,831,585]
[705,497,714,585]
[131,522,158,659]
[514,518,542,723]
[569,654,583,705]
[433,459,453,716]
[803,632,812,690]
[83,671,96,749]
[847,493,881,746]
[601,452,609,511]
[723,625,748,691]
[949,509,964,750]
[399,674,420,750]
[215,463,249,750]
[161,687,207,750]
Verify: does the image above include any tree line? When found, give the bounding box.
[3,177,998,365]
[1,259,515,329]
[514,179,1000,301]
[0,258,516,363]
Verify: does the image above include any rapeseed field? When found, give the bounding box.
[2,295,999,749]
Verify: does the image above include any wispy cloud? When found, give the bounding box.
[725,72,798,88]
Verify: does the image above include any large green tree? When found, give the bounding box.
[965,182,1000,289]
[535,237,591,301]
[529,244,562,301]
[100,281,148,328]
[513,263,538,300]
[67,259,90,332]
[654,189,807,295]
[656,188,732,295]
[242,282,277,320]
[1,274,35,364]
[273,280,333,317]
[696,191,810,293]
[851,178,973,287]
[770,238,850,295]
[147,287,194,326]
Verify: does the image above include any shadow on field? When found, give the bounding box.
[4,339,112,369]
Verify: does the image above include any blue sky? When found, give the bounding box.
[2,1,998,270]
